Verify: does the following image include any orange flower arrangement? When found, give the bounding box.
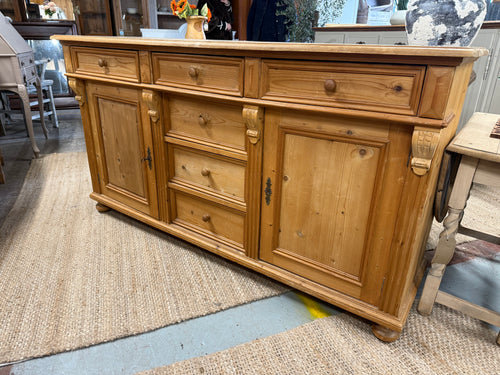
[170,0,211,21]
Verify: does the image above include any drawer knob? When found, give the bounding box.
[201,168,211,176]
[188,67,199,78]
[324,79,337,93]
[98,58,108,68]
[198,114,207,126]
[202,214,211,222]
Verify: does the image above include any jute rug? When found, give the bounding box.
[0,152,288,364]
[139,303,500,375]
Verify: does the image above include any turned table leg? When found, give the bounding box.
[17,85,40,158]
[95,203,111,213]
[371,324,401,342]
[417,156,478,316]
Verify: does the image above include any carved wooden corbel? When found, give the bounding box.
[142,90,160,124]
[68,78,86,107]
[411,127,441,176]
[242,105,263,144]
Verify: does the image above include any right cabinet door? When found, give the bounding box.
[259,109,412,305]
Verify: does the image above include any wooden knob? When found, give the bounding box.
[324,79,337,92]
[188,67,198,78]
[198,115,207,126]
[202,214,211,222]
[98,58,107,67]
[201,168,210,176]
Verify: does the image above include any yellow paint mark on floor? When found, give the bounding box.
[296,293,331,320]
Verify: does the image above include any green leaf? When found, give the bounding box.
[200,3,208,17]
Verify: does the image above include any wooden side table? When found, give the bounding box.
[417,112,500,345]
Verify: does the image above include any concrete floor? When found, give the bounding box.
[0,112,499,375]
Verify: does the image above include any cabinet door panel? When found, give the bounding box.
[87,82,159,218]
[278,134,380,279]
[260,109,411,304]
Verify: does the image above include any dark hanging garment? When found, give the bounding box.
[246,0,287,42]
[197,0,234,40]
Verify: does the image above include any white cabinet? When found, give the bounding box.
[315,25,500,130]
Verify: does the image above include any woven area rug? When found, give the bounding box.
[140,303,500,375]
[0,152,288,364]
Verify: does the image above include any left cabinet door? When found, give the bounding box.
[86,82,159,218]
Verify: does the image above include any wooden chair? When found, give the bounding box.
[417,112,500,345]
[0,59,59,148]
[28,59,59,129]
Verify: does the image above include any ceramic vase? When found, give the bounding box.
[405,0,487,46]
[185,16,206,40]
[390,10,407,25]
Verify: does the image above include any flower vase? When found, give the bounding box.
[390,10,407,25]
[185,16,206,40]
[405,0,487,46]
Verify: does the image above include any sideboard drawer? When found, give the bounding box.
[152,53,244,96]
[167,96,247,151]
[171,146,246,202]
[173,192,245,248]
[260,60,425,115]
[72,47,140,82]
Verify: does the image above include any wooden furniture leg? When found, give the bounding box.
[371,324,401,342]
[418,155,479,316]
[17,85,40,158]
[0,147,5,184]
[34,77,48,138]
[47,84,59,128]
[95,203,111,212]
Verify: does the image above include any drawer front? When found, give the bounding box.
[171,146,246,201]
[18,53,36,85]
[167,96,247,151]
[72,47,140,82]
[152,53,244,96]
[261,60,425,115]
[173,192,245,247]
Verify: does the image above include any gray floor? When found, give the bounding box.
[0,112,499,375]
[0,110,86,228]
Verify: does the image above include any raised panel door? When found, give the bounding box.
[86,82,159,218]
[259,108,412,305]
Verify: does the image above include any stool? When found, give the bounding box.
[417,112,500,345]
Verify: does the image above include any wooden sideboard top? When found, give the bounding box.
[53,35,488,65]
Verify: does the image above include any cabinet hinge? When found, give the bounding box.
[265,177,272,205]
[97,173,101,185]
[142,147,153,170]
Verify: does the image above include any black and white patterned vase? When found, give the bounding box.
[405,0,487,46]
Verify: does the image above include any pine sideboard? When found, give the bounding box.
[54,35,487,341]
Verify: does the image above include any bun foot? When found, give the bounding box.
[96,203,111,213]
[371,324,401,342]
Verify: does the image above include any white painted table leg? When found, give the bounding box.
[17,85,40,158]
[418,156,479,316]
